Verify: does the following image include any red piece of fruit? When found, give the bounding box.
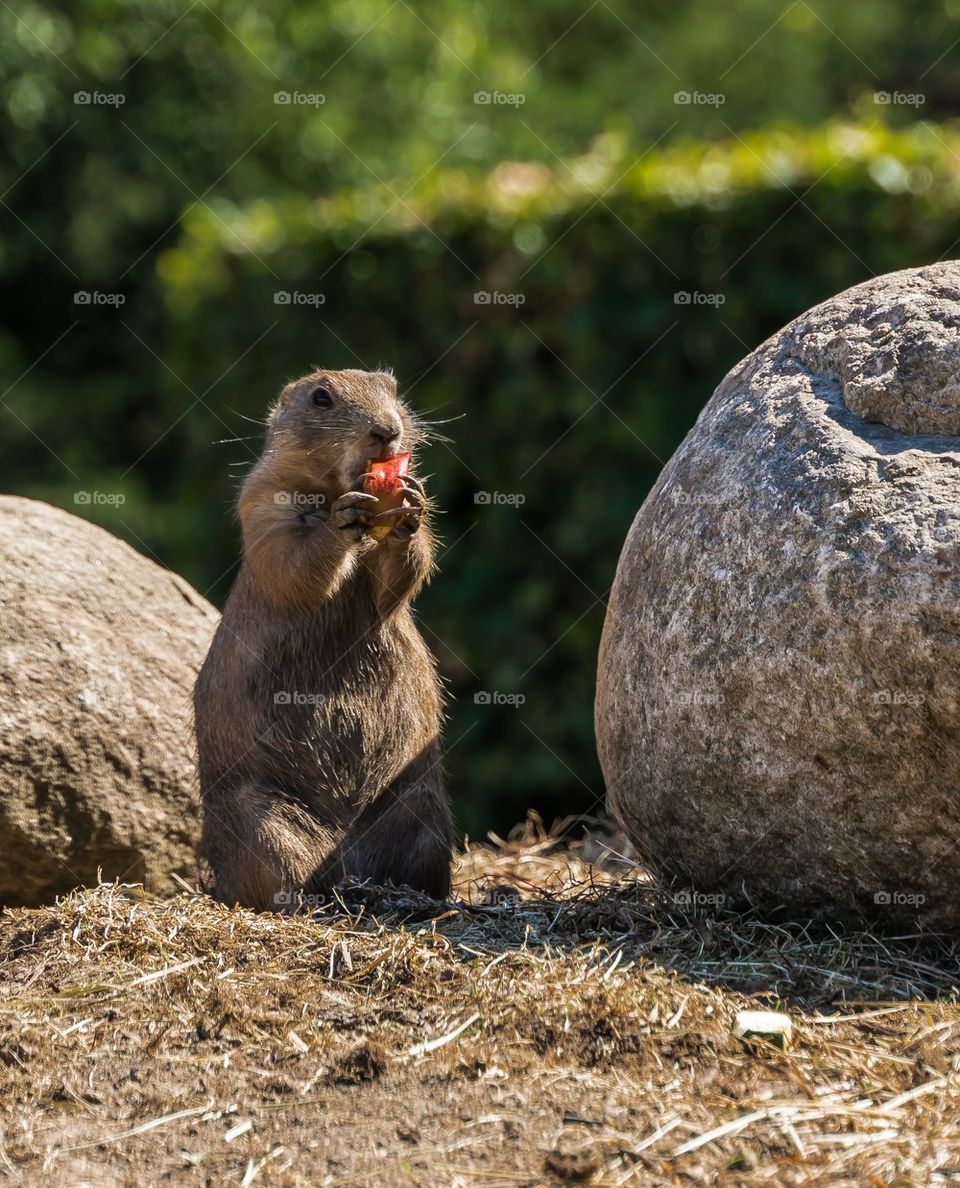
[364,452,410,497]
[364,452,411,540]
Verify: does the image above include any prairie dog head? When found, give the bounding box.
[261,368,420,495]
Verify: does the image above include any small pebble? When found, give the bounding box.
[733,1009,793,1049]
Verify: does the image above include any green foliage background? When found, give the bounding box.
[3,1,960,836]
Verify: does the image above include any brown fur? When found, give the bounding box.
[194,368,453,911]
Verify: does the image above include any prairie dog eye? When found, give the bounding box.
[311,385,333,408]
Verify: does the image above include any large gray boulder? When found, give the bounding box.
[0,497,218,905]
[597,263,960,925]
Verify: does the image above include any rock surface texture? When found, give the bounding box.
[596,263,960,925]
[0,497,218,905]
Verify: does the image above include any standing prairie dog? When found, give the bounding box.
[194,368,453,910]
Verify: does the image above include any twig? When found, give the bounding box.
[57,1105,209,1153]
[240,1146,286,1187]
[124,957,205,989]
[408,1011,481,1057]
[674,1109,770,1156]
[635,1115,684,1152]
[877,1076,949,1112]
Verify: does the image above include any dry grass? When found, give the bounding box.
[1,816,958,1186]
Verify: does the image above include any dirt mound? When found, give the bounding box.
[1,824,958,1185]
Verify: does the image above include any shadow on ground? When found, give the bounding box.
[330,876,960,1009]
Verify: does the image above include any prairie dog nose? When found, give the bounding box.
[369,420,402,452]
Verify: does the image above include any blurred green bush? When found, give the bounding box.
[6,117,960,835]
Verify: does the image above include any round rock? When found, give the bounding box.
[0,496,218,905]
[596,263,960,925]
